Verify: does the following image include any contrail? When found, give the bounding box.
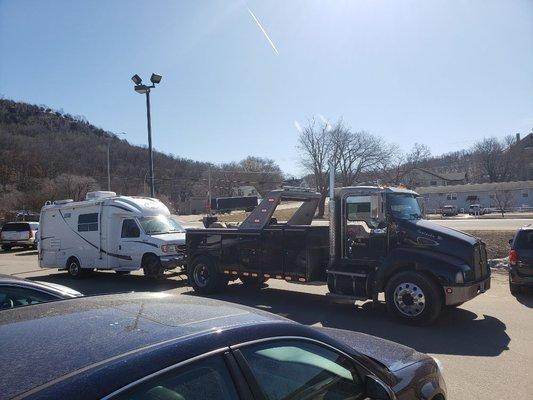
[246,6,279,55]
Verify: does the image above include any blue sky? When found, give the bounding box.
[1,0,532,175]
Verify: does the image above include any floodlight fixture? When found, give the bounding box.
[131,74,142,85]
[150,73,162,84]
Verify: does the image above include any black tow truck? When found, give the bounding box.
[186,185,491,324]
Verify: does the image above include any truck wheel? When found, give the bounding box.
[1,245,11,252]
[188,257,227,294]
[240,275,268,288]
[143,255,164,280]
[67,257,88,279]
[385,271,442,326]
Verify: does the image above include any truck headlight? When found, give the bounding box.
[455,271,464,284]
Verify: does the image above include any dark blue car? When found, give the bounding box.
[0,293,446,399]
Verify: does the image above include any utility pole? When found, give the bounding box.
[146,91,155,197]
[131,73,162,199]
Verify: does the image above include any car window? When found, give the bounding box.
[113,355,238,400]
[239,340,365,400]
[1,223,30,232]
[517,231,533,250]
[121,219,140,238]
[0,286,58,310]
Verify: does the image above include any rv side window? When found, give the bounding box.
[78,213,98,232]
[121,219,140,238]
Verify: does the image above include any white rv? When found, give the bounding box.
[38,191,186,278]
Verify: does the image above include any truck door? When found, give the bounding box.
[344,195,386,261]
[283,227,308,277]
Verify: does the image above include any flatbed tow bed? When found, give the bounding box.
[186,185,490,325]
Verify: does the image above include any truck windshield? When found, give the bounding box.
[388,194,422,220]
[138,216,185,235]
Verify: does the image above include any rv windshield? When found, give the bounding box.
[388,194,422,220]
[138,215,185,235]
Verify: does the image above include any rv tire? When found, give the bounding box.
[143,254,164,280]
[66,257,88,279]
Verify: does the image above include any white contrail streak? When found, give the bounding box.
[246,6,279,55]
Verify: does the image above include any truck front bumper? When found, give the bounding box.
[160,254,186,270]
[444,277,491,305]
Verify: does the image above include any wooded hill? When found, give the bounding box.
[0,99,282,214]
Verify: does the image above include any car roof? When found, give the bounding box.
[0,292,291,399]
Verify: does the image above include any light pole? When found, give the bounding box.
[131,73,162,198]
[107,132,126,191]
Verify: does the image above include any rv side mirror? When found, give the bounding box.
[365,375,393,400]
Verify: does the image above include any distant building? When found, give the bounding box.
[416,180,533,212]
[515,132,533,180]
[233,185,259,197]
[404,167,466,188]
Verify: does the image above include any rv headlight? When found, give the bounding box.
[161,244,170,253]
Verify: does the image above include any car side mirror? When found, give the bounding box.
[365,375,393,399]
[508,239,513,245]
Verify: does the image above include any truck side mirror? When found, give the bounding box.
[508,239,513,246]
[365,375,393,400]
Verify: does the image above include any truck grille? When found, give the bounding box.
[473,243,489,280]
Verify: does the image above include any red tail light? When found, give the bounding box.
[28,230,33,239]
[509,249,518,266]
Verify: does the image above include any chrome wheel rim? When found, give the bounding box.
[393,282,426,316]
[69,262,79,276]
[193,264,209,287]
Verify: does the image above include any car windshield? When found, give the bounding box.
[138,216,185,235]
[388,194,422,220]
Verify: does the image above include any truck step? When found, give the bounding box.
[325,292,368,303]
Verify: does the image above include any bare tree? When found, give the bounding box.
[330,122,386,186]
[493,190,514,217]
[472,137,508,182]
[53,174,99,201]
[298,118,331,217]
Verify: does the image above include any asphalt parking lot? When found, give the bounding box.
[1,249,532,400]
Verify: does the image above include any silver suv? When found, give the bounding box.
[0,222,39,251]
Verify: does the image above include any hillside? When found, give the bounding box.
[0,99,281,214]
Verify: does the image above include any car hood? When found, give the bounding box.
[316,327,429,372]
[149,232,186,243]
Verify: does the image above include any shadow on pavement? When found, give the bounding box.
[28,271,189,295]
[203,283,510,358]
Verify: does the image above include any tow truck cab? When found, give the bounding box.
[186,186,490,324]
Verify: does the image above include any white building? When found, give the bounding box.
[416,181,533,213]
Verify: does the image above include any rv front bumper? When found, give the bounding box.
[160,254,186,269]
[444,277,491,305]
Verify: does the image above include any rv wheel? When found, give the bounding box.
[188,256,227,294]
[67,258,87,279]
[142,255,164,280]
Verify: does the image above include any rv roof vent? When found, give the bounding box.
[53,199,74,205]
[86,191,117,201]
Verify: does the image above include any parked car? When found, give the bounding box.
[468,204,485,215]
[0,273,82,310]
[441,205,458,217]
[0,292,447,400]
[0,221,39,251]
[509,225,533,295]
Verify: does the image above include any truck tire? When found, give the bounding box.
[188,256,227,294]
[385,271,442,326]
[143,254,164,280]
[240,275,268,288]
[67,257,89,279]
[1,245,11,251]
